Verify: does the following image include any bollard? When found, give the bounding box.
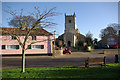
[115,54,119,63]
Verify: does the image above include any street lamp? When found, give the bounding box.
[53,30,56,56]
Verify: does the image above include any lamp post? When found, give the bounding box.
[53,30,56,56]
[115,29,120,63]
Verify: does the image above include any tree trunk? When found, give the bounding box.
[22,49,25,72]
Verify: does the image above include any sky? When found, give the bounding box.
[1,2,118,40]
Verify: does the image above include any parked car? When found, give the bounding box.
[104,45,109,49]
[113,45,118,49]
[104,44,118,49]
[63,48,71,54]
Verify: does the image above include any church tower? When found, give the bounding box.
[64,12,77,47]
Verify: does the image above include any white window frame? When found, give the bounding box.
[31,36,37,40]
[6,45,16,49]
[10,36,16,40]
[31,45,41,49]
[31,45,44,49]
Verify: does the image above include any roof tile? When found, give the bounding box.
[0,27,53,36]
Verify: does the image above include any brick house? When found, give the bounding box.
[101,35,118,46]
[99,33,119,48]
[0,27,53,55]
[98,27,120,48]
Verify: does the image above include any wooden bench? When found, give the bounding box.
[85,56,106,68]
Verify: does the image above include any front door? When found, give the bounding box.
[68,41,71,47]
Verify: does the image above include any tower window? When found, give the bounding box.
[69,20,71,23]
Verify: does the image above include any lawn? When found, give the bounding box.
[2,63,120,79]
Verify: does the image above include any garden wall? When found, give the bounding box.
[54,50,63,56]
[104,49,120,54]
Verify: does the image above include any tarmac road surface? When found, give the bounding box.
[2,49,118,69]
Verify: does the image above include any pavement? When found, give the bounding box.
[2,49,119,69]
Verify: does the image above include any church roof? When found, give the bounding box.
[75,33,85,41]
[76,33,85,38]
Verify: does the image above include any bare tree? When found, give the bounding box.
[100,26,117,39]
[4,6,58,72]
[108,23,120,30]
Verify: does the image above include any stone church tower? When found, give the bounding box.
[64,13,77,47]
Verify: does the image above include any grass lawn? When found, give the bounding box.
[2,63,120,79]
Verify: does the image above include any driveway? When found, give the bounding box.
[2,49,118,69]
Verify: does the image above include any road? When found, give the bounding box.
[2,49,118,69]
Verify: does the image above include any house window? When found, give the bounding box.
[2,45,19,49]
[107,37,115,41]
[28,45,44,49]
[41,45,44,49]
[107,37,115,45]
[2,45,6,49]
[10,36,16,40]
[32,36,36,40]
[69,20,71,23]
[32,45,41,49]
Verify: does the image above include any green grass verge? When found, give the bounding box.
[2,63,120,78]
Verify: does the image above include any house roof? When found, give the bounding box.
[0,27,53,36]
